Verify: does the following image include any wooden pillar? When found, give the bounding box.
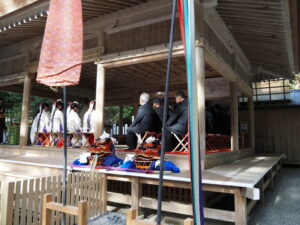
[119,106,123,135]
[19,75,32,147]
[195,41,206,168]
[130,177,141,214]
[230,83,239,151]
[95,64,105,138]
[248,96,255,149]
[234,189,247,225]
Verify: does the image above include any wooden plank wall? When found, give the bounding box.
[254,106,300,164]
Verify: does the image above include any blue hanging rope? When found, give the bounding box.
[183,0,205,224]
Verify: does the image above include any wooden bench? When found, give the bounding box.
[70,155,282,225]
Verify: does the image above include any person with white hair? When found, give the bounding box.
[67,101,82,147]
[126,92,158,150]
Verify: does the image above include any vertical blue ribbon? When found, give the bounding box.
[183,0,205,224]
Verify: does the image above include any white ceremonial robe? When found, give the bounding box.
[67,109,82,146]
[83,109,96,133]
[30,110,51,144]
[50,109,64,133]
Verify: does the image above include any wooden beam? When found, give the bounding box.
[234,190,247,225]
[97,42,184,68]
[203,0,218,8]
[95,63,106,138]
[244,187,260,201]
[195,40,206,168]
[248,96,255,150]
[19,74,31,147]
[85,0,173,33]
[230,83,239,151]
[0,72,26,87]
[204,7,251,74]
[282,0,295,73]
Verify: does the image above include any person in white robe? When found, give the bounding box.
[67,101,82,147]
[30,103,51,144]
[50,100,64,146]
[50,100,64,133]
[82,100,96,146]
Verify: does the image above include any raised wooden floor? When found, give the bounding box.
[0,145,283,225]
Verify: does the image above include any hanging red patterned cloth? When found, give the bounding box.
[37,0,83,86]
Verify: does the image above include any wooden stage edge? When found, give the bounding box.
[0,145,283,225]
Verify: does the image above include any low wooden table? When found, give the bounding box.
[70,155,283,225]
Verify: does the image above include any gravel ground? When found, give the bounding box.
[205,166,300,225]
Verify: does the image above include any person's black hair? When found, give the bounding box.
[56,101,63,108]
[71,103,79,109]
[175,91,186,98]
[41,102,50,109]
[153,98,163,106]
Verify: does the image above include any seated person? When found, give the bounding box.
[67,101,82,147]
[153,98,170,131]
[165,91,188,151]
[30,102,51,145]
[126,92,157,150]
[50,99,64,133]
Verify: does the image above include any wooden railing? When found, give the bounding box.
[0,172,106,225]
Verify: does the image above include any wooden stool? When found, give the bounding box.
[171,133,188,152]
[134,132,161,149]
[135,131,162,149]
[42,193,87,225]
[135,133,148,149]
[126,209,193,225]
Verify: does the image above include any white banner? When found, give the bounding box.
[205,77,230,99]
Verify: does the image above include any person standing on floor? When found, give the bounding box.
[126,92,157,150]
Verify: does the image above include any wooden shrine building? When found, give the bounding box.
[0,0,299,224]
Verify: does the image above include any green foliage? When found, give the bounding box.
[0,91,50,124]
[104,105,134,126]
[0,90,135,126]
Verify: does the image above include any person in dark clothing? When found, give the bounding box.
[152,98,170,131]
[126,93,158,150]
[153,99,164,123]
[214,104,230,135]
[164,91,188,151]
[0,100,7,144]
